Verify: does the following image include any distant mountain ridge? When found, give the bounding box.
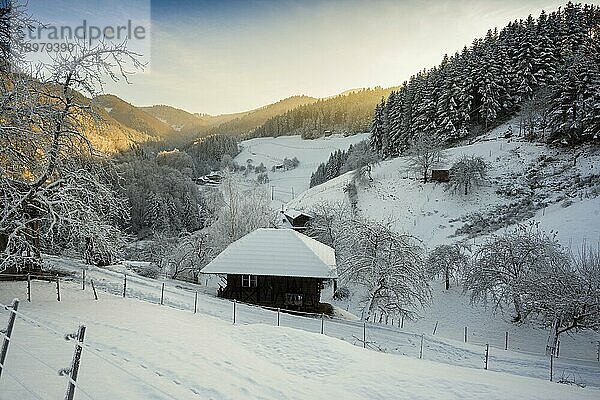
[94,94,174,138]
[249,87,396,139]
[206,95,318,136]
[140,104,249,135]
[87,89,392,152]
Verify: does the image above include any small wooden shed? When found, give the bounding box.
[280,209,313,232]
[201,228,337,312]
[431,162,450,183]
[431,168,450,182]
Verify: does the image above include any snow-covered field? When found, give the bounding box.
[1,279,599,400]
[235,133,369,206]
[3,124,599,399]
[232,123,600,380]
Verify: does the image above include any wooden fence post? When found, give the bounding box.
[27,274,31,302]
[464,326,468,343]
[505,332,509,350]
[549,353,554,381]
[232,300,236,324]
[556,340,560,357]
[91,280,98,300]
[321,313,324,335]
[484,344,489,370]
[64,325,86,400]
[122,274,127,298]
[160,283,165,305]
[0,299,19,379]
[419,333,424,359]
[194,291,198,314]
[401,315,404,329]
[277,308,280,326]
[82,269,85,290]
[56,275,61,302]
[363,321,366,349]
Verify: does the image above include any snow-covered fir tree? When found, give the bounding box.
[370,2,600,154]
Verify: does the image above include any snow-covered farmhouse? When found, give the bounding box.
[201,228,337,312]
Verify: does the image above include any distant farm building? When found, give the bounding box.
[195,173,223,186]
[201,228,337,312]
[431,163,450,183]
[431,169,450,182]
[280,209,313,232]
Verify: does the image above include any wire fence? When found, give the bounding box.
[1,270,599,399]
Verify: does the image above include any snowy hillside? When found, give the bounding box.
[287,120,600,250]
[234,133,369,206]
[227,119,600,369]
[1,279,599,400]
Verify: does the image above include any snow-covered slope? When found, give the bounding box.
[33,257,600,386]
[287,121,600,249]
[1,281,598,400]
[235,133,369,206]
[232,121,600,369]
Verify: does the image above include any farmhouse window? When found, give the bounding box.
[242,275,257,288]
[285,293,303,306]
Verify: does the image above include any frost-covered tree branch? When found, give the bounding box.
[447,155,487,195]
[426,242,470,290]
[524,243,600,341]
[337,218,430,320]
[0,5,143,272]
[405,134,445,183]
[205,173,275,255]
[464,223,569,323]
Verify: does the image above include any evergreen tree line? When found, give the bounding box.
[310,149,350,187]
[110,134,240,238]
[309,141,375,187]
[250,88,395,140]
[185,134,240,175]
[371,2,600,158]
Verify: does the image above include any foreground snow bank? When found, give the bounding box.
[1,281,598,400]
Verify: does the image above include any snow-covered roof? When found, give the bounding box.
[201,228,337,278]
[431,162,450,170]
[284,209,313,220]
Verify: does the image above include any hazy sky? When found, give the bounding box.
[28,0,586,115]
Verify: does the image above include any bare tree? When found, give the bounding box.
[338,218,430,320]
[464,223,568,322]
[206,172,274,254]
[518,88,551,140]
[0,6,143,271]
[343,182,359,214]
[0,1,35,73]
[426,242,470,290]
[164,232,211,282]
[523,243,600,352]
[406,134,445,183]
[305,201,352,248]
[447,155,487,195]
[343,140,379,185]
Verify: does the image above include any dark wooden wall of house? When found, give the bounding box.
[292,215,310,229]
[222,274,323,312]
